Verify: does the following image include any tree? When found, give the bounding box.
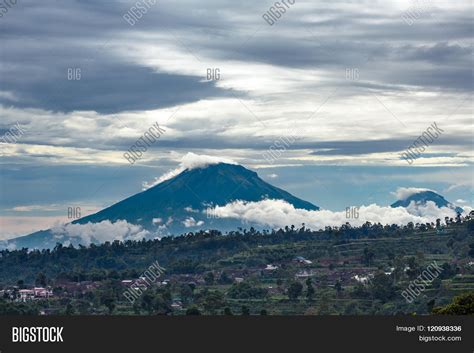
[103,297,115,314]
[204,272,215,285]
[218,271,232,284]
[65,303,75,315]
[186,306,201,315]
[393,256,405,283]
[468,219,474,232]
[432,293,474,315]
[335,280,343,297]
[468,243,474,257]
[305,278,315,301]
[406,256,420,280]
[241,306,250,315]
[363,247,375,266]
[351,283,369,298]
[35,272,47,287]
[318,292,331,315]
[344,302,359,315]
[431,278,442,289]
[427,299,435,313]
[140,292,154,314]
[180,284,194,304]
[223,307,233,315]
[287,281,303,300]
[98,286,116,314]
[370,272,395,302]
[152,294,172,315]
[202,291,225,314]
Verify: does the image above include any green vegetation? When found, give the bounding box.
[432,292,474,315]
[0,216,473,315]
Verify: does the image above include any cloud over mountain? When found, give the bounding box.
[209,199,459,230]
[393,187,435,200]
[143,152,237,189]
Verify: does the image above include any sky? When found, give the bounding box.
[0,0,472,239]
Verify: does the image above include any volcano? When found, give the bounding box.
[3,163,319,249]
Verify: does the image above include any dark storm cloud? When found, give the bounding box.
[309,136,473,156]
[0,0,235,113]
[1,0,472,116]
[400,42,472,63]
[0,0,472,152]
[55,134,467,155]
[0,59,230,113]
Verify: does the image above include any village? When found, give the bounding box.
[1,251,454,315]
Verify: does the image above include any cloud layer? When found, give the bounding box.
[208,199,462,230]
[51,220,151,245]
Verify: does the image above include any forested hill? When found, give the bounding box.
[1,217,473,285]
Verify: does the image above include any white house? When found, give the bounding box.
[18,289,35,302]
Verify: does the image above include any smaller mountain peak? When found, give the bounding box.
[391,187,463,213]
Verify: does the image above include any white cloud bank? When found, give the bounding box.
[182,217,204,228]
[143,152,236,189]
[51,220,151,245]
[208,199,461,230]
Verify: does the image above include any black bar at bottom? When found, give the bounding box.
[0,315,472,353]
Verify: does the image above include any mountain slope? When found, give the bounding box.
[3,163,319,249]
